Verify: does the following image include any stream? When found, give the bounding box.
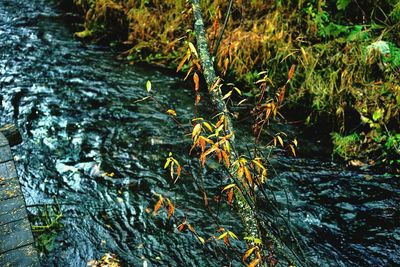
[0,0,399,266]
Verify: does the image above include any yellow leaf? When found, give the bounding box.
[217,232,228,240]
[222,183,236,192]
[197,236,205,244]
[293,138,298,147]
[192,123,202,139]
[234,87,242,95]
[164,158,171,169]
[188,42,199,58]
[146,80,151,93]
[238,99,247,106]
[202,122,213,132]
[222,90,232,100]
[228,231,238,240]
[243,247,256,262]
[290,144,296,157]
[167,109,177,116]
[277,135,284,147]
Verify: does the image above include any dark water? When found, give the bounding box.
[0,1,399,266]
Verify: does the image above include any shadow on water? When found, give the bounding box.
[0,0,399,266]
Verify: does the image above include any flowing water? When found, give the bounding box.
[0,1,399,266]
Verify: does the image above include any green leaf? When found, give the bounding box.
[337,0,351,10]
[372,108,383,122]
[146,80,152,93]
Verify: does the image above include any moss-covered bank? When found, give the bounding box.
[65,0,400,171]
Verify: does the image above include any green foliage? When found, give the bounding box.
[331,133,361,160]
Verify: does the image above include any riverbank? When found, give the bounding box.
[62,0,399,171]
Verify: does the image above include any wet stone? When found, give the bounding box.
[0,134,8,147]
[0,196,27,225]
[0,161,17,180]
[0,177,21,200]
[0,244,40,267]
[0,145,12,163]
[0,218,34,253]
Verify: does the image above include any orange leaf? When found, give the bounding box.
[177,165,182,177]
[288,64,296,80]
[166,199,175,219]
[243,247,257,262]
[177,221,186,232]
[209,77,221,92]
[176,53,190,73]
[248,258,260,267]
[153,195,163,215]
[244,167,253,186]
[223,235,230,245]
[221,150,230,167]
[227,188,234,204]
[193,73,200,92]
